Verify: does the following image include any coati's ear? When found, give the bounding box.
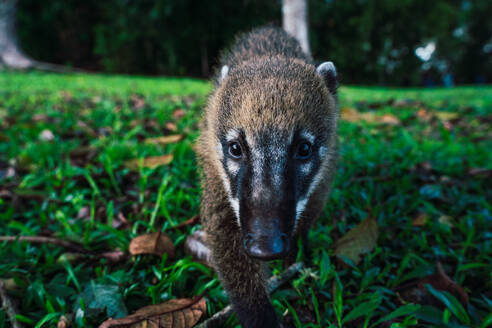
[218,65,229,84]
[316,61,338,95]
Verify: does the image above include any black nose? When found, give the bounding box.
[243,233,290,260]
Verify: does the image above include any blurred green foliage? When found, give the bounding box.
[15,0,492,85]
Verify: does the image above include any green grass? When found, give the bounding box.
[0,71,491,328]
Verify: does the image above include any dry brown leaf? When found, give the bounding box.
[397,262,468,308]
[57,315,70,328]
[77,120,98,137]
[40,129,55,141]
[435,112,459,121]
[438,215,454,228]
[341,107,400,125]
[165,122,178,132]
[334,217,379,264]
[184,230,212,267]
[130,94,146,110]
[99,295,206,328]
[381,114,401,125]
[412,213,428,227]
[468,168,492,178]
[173,109,186,120]
[99,250,127,263]
[113,212,131,230]
[124,155,173,170]
[77,206,90,220]
[417,108,432,121]
[145,135,183,145]
[129,232,175,258]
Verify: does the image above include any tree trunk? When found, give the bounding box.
[0,0,33,69]
[282,0,311,57]
[0,0,76,72]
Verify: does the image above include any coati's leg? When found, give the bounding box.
[206,214,280,328]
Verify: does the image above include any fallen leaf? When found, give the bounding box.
[99,250,126,263]
[130,94,146,110]
[99,295,206,328]
[165,122,178,132]
[393,99,421,108]
[334,217,379,264]
[112,212,131,229]
[185,230,212,266]
[173,109,186,120]
[145,135,183,145]
[0,161,15,180]
[60,90,73,101]
[381,114,401,125]
[468,168,492,178]
[77,206,90,220]
[417,108,432,122]
[341,107,400,125]
[0,189,12,198]
[438,215,454,228]
[124,155,173,170]
[1,278,20,291]
[397,263,468,308]
[129,232,175,258]
[77,120,98,137]
[435,112,459,121]
[412,213,428,227]
[57,315,70,328]
[40,129,55,141]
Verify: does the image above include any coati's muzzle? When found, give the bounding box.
[242,217,291,260]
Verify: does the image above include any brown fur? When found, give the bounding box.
[197,27,338,328]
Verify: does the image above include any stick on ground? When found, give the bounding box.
[196,262,303,328]
[0,281,24,328]
[0,236,127,263]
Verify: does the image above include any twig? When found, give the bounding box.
[0,236,88,253]
[0,281,24,328]
[196,262,304,328]
[168,215,200,231]
[0,236,126,263]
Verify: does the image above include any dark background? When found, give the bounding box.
[16,0,492,86]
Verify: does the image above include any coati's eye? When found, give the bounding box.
[228,141,243,159]
[295,142,312,160]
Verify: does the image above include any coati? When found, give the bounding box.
[197,27,338,328]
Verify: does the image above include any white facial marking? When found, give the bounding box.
[216,138,240,226]
[226,129,239,142]
[230,197,240,225]
[300,130,315,143]
[294,165,325,231]
[219,65,229,84]
[294,138,333,232]
[300,161,313,175]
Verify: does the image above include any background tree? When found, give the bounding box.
[282,0,310,56]
[0,0,31,68]
[0,0,73,71]
[12,0,492,85]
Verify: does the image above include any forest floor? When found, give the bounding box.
[0,71,491,327]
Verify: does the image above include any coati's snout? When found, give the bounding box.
[241,192,295,260]
[217,126,330,261]
[243,217,290,260]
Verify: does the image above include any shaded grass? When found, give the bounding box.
[0,72,491,327]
